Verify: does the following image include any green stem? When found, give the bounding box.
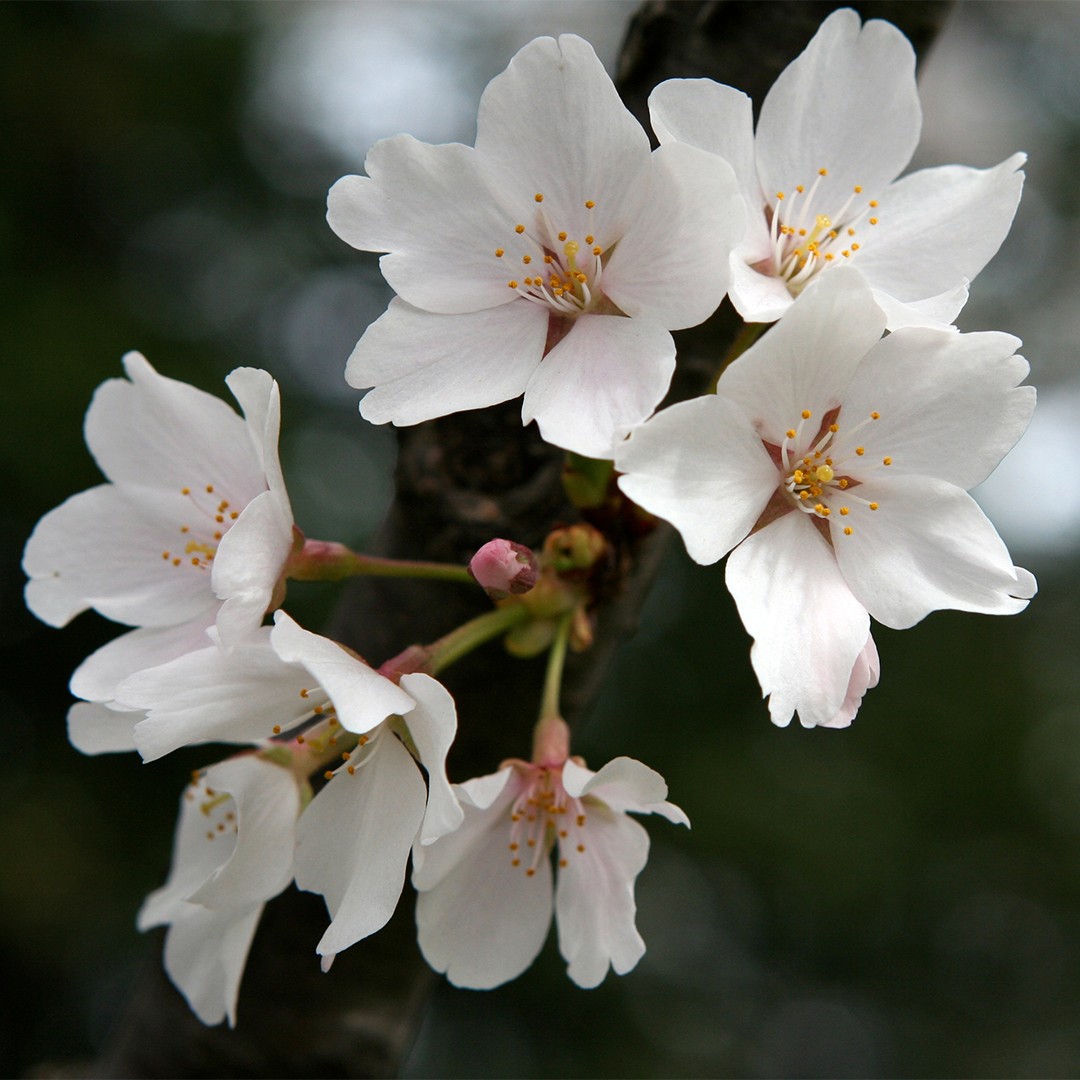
[708,321,767,393]
[539,612,573,722]
[422,603,531,676]
[287,539,474,585]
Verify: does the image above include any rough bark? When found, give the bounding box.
[84,3,951,1076]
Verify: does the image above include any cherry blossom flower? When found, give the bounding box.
[138,755,301,1027]
[648,8,1025,329]
[328,34,744,458]
[22,353,295,717]
[412,722,688,990]
[117,610,463,963]
[615,270,1036,727]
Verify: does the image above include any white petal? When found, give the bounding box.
[87,352,264,501]
[870,281,969,331]
[398,674,464,845]
[159,903,263,1028]
[602,143,743,330]
[648,79,761,242]
[726,512,870,728]
[212,490,294,648]
[190,756,299,910]
[839,328,1034,490]
[295,732,425,955]
[616,394,777,565]
[475,35,652,249]
[717,268,885,445]
[328,138,511,315]
[69,616,216,703]
[555,805,649,987]
[270,611,415,734]
[522,314,675,458]
[852,155,1026,303]
[67,701,140,754]
[832,474,1036,629]
[347,298,547,426]
[727,255,797,323]
[120,632,312,762]
[23,485,218,629]
[755,9,921,207]
[225,368,291,517]
[565,757,689,827]
[414,771,553,989]
[820,633,880,729]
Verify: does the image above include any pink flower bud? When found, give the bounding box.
[469,539,538,600]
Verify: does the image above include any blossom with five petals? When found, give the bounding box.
[648,8,1025,329]
[615,270,1036,727]
[138,755,301,1027]
[412,719,688,989]
[329,34,744,458]
[22,353,295,750]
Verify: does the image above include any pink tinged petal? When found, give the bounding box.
[87,353,265,502]
[522,314,676,459]
[727,256,797,323]
[23,485,219,629]
[295,733,426,956]
[212,490,294,648]
[224,368,291,517]
[726,512,871,728]
[602,143,743,330]
[564,757,690,828]
[616,394,777,565]
[832,474,1036,630]
[648,79,762,243]
[840,328,1034,490]
[347,298,547,427]
[119,634,313,763]
[398,674,464,844]
[67,701,140,754]
[870,281,969,332]
[717,268,886,445]
[269,611,415,734]
[755,9,921,206]
[414,772,554,989]
[474,35,652,247]
[852,155,1026,304]
[327,138,511,315]
[819,633,880,729]
[190,757,299,910]
[69,616,215,703]
[160,902,263,1028]
[555,805,650,988]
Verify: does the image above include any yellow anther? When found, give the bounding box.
[300,688,309,698]
[829,424,839,433]
[592,246,603,256]
[507,280,518,289]
[205,485,214,493]
[584,199,595,209]
[181,486,190,495]
[229,511,238,520]
[883,456,892,466]
[509,842,519,852]
[848,228,856,236]
[776,192,785,200]
[346,765,356,775]
[559,858,568,868]
[577,843,586,853]
[796,184,805,193]
[870,411,880,419]
[585,235,594,244]
[272,724,281,734]
[515,224,525,234]
[839,478,849,489]
[842,250,850,257]
[798,228,807,237]
[786,429,797,439]
[869,502,879,510]
[851,243,860,251]
[853,185,863,193]
[494,248,504,257]
[180,526,189,533]
[543,255,553,264]
[801,410,812,419]
[526,868,536,877]
[799,491,810,500]
[534,193,544,202]
[819,168,828,176]
[511,857,521,867]
[522,254,531,264]
[824,253,834,261]
[855,447,865,456]
[839,507,850,516]
[844,526,853,536]
[162,551,170,560]
[324,770,334,781]
[172,558,181,566]
[868,200,878,208]
[869,217,878,225]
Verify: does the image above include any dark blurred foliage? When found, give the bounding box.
[2,2,1079,1077]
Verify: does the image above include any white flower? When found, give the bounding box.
[138,755,301,1027]
[117,610,463,962]
[22,353,295,723]
[329,34,744,458]
[648,8,1025,330]
[615,270,1036,727]
[412,752,688,990]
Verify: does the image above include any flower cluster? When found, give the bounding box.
[24,9,1035,1028]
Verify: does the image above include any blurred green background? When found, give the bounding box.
[2,1,1079,1076]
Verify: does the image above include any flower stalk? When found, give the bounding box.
[286,538,474,585]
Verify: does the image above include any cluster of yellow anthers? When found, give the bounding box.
[160,483,240,571]
[494,196,605,314]
[769,169,881,288]
[782,408,890,536]
[185,775,239,843]
[507,767,587,876]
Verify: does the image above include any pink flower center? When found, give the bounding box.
[506,764,589,877]
[160,482,243,573]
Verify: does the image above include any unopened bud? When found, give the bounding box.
[469,539,538,600]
